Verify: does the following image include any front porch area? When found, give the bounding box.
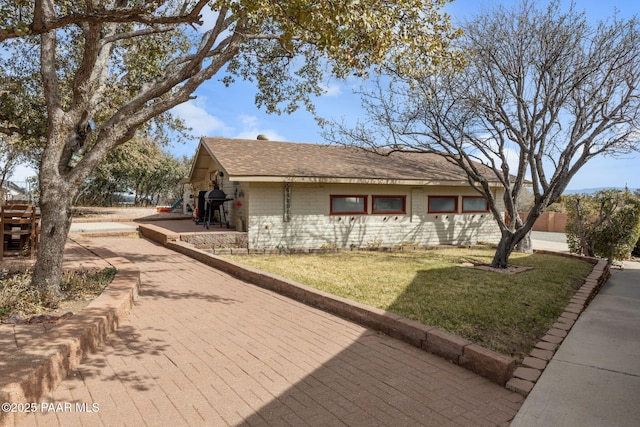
[137,219,248,250]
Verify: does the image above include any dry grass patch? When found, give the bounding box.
[224,248,592,361]
[0,266,117,321]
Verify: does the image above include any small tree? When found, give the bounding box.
[325,0,640,268]
[74,138,190,206]
[565,190,640,263]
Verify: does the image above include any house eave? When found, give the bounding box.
[227,175,503,187]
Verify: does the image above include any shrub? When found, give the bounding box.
[565,189,640,262]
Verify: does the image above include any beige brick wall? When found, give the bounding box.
[247,183,503,250]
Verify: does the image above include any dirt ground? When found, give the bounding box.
[71,206,190,222]
[71,206,159,220]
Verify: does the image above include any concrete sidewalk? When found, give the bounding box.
[530,231,568,253]
[511,260,640,426]
[70,221,138,234]
[20,237,523,426]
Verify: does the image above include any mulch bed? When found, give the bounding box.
[459,262,534,275]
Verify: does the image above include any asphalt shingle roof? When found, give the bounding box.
[200,137,496,184]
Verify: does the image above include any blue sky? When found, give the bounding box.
[165,0,640,192]
[11,1,640,191]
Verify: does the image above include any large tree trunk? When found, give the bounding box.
[491,230,520,269]
[491,209,536,268]
[31,178,74,306]
[492,210,539,268]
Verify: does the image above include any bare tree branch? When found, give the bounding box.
[326,0,640,268]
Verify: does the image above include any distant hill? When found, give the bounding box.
[564,187,639,195]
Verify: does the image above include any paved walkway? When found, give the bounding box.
[20,237,522,426]
[511,260,640,426]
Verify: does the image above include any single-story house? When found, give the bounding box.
[1,180,32,204]
[185,137,505,250]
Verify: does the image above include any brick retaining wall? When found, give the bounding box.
[519,211,568,233]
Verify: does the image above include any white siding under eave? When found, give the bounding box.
[247,183,504,250]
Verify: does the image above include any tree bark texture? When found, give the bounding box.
[491,209,539,268]
[31,179,74,305]
[515,231,533,253]
[491,231,518,269]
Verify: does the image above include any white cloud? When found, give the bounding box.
[8,163,37,183]
[199,6,218,29]
[233,115,287,141]
[239,114,258,127]
[320,83,342,97]
[234,129,287,142]
[171,100,232,136]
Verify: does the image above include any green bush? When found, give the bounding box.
[565,189,640,262]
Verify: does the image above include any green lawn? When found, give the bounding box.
[224,248,592,361]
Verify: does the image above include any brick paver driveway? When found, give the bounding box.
[22,237,522,426]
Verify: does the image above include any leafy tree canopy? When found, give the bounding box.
[75,137,190,207]
[0,0,462,302]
